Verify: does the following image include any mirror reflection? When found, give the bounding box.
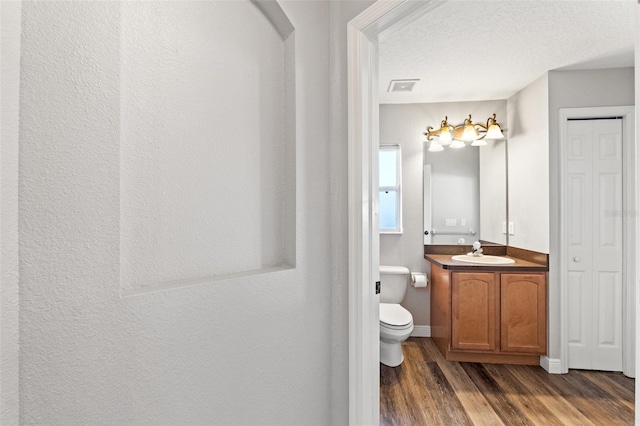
[423,112,507,245]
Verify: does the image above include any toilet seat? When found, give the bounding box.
[380,303,412,328]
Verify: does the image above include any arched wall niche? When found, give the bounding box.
[120,0,296,296]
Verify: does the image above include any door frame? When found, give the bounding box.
[558,106,636,377]
[1,2,22,424]
[347,1,446,424]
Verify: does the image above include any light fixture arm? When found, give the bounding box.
[424,116,454,141]
[486,113,498,128]
[463,115,473,126]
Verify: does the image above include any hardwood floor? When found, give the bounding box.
[380,337,635,425]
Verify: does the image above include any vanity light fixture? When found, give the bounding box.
[424,113,505,151]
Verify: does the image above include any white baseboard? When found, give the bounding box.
[540,356,564,374]
[410,325,431,337]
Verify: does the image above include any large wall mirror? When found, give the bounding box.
[419,102,508,246]
[423,137,507,246]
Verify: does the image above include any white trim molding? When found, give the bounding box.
[540,357,564,375]
[347,1,448,425]
[347,8,381,426]
[1,1,22,423]
[410,325,431,338]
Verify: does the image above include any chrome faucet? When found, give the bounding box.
[469,241,483,256]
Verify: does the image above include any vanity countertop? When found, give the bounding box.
[425,253,548,272]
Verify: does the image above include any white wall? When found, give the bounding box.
[379,100,506,326]
[507,74,550,253]
[1,1,21,423]
[547,67,634,362]
[17,1,340,424]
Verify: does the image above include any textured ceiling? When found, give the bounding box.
[379,0,635,104]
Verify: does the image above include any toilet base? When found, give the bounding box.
[380,339,405,367]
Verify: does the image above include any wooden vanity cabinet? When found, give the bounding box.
[431,263,547,365]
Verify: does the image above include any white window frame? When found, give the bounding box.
[379,144,402,234]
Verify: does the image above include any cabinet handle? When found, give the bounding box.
[573,257,581,263]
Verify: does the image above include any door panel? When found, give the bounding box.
[568,175,586,246]
[598,173,620,248]
[567,271,587,347]
[566,118,623,372]
[500,274,547,354]
[594,271,623,371]
[451,272,497,352]
[596,272,620,344]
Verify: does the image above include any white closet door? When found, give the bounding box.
[566,118,623,372]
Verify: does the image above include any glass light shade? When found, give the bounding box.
[471,138,488,147]
[485,123,504,140]
[439,127,453,145]
[428,140,444,152]
[461,123,478,142]
[449,140,465,149]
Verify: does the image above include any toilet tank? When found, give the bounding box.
[379,265,410,304]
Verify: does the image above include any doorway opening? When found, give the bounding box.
[347,2,639,425]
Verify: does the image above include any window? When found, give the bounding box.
[379,145,402,233]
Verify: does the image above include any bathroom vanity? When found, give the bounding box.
[425,247,548,365]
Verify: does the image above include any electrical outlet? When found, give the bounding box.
[508,222,515,235]
[446,218,457,227]
[502,221,507,234]
[460,218,466,226]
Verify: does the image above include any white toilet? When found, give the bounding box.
[379,265,414,367]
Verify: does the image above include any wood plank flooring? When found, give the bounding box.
[380,337,635,425]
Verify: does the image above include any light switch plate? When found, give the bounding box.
[508,222,515,235]
[446,218,457,227]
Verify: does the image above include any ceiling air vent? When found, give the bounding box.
[388,79,419,92]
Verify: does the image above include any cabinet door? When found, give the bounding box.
[451,272,498,351]
[500,273,547,354]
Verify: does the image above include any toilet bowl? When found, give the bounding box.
[380,303,414,367]
[379,266,414,367]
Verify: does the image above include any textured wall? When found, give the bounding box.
[18,1,333,424]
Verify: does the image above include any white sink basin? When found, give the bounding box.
[451,254,515,265]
